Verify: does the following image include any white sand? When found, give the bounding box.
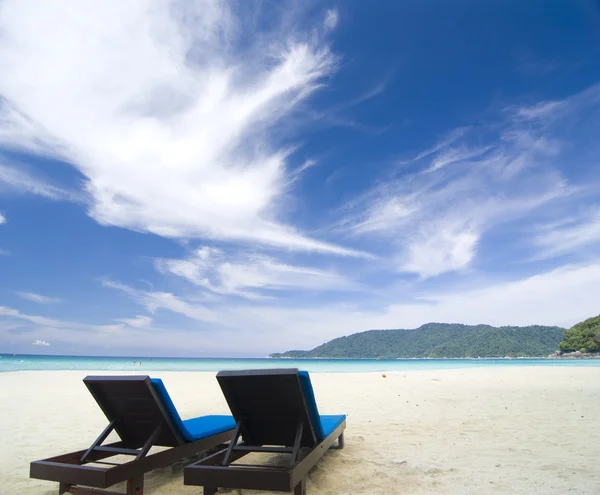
[1,367,599,494]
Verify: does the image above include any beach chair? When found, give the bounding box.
[184,369,346,495]
[30,375,236,495]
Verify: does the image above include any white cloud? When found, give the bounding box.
[382,263,600,331]
[324,9,339,31]
[424,145,492,173]
[510,82,600,126]
[350,196,415,235]
[400,222,480,277]
[16,292,61,304]
[101,279,221,323]
[0,0,371,258]
[156,247,360,298]
[0,304,174,352]
[0,212,5,224]
[0,161,79,201]
[400,127,470,165]
[341,82,598,278]
[0,307,242,356]
[344,151,571,277]
[114,315,153,328]
[515,100,566,121]
[32,339,50,346]
[534,208,600,258]
[0,98,70,157]
[292,159,318,177]
[0,305,62,326]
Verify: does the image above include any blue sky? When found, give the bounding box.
[1,0,600,357]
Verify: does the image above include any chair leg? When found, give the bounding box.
[126,475,144,495]
[58,482,71,495]
[204,486,218,495]
[338,432,344,449]
[294,478,307,495]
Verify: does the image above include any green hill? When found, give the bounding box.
[270,323,566,359]
[558,315,600,353]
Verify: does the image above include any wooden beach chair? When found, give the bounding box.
[184,368,346,495]
[30,375,236,495]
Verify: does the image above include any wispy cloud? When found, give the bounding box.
[399,127,470,165]
[114,315,153,328]
[514,100,566,121]
[0,161,80,201]
[0,0,371,258]
[371,262,600,331]
[534,208,600,259]
[0,305,62,326]
[509,82,600,125]
[349,196,415,235]
[101,279,221,323]
[0,98,70,158]
[32,339,50,346]
[291,159,318,177]
[343,156,571,277]
[324,9,339,31]
[155,246,360,299]
[1,303,153,336]
[16,292,61,304]
[0,212,5,224]
[424,145,492,173]
[0,300,250,355]
[340,82,600,277]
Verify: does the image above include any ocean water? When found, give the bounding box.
[1,354,599,373]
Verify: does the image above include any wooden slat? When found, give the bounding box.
[184,463,292,492]
[93,446,140,456]
[69,487,123,495]
[30,461,108,487]
[105,429,233,487]
[233,445,294,454]
[80,421,116,463]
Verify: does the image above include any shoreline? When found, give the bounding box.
[3,355,600,374]
[3,352,600,360]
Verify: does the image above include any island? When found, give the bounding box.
[270,323,566,359]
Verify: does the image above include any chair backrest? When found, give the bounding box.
[216,369,323,448]
[83,375,184,447]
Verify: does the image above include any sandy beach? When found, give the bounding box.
[2,367,599,495]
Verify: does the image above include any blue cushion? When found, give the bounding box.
[181,415,237,441]
[298,371,325,440]
[320,414,346,438]
[151,378,235,442]
[298,371,346,441]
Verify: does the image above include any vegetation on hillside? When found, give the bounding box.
[270,323,566,359]
[558,315,600,353]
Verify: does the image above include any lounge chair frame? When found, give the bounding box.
[30,376,233,495]
[184,369,346,495]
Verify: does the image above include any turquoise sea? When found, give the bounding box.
[1,354,599,373]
